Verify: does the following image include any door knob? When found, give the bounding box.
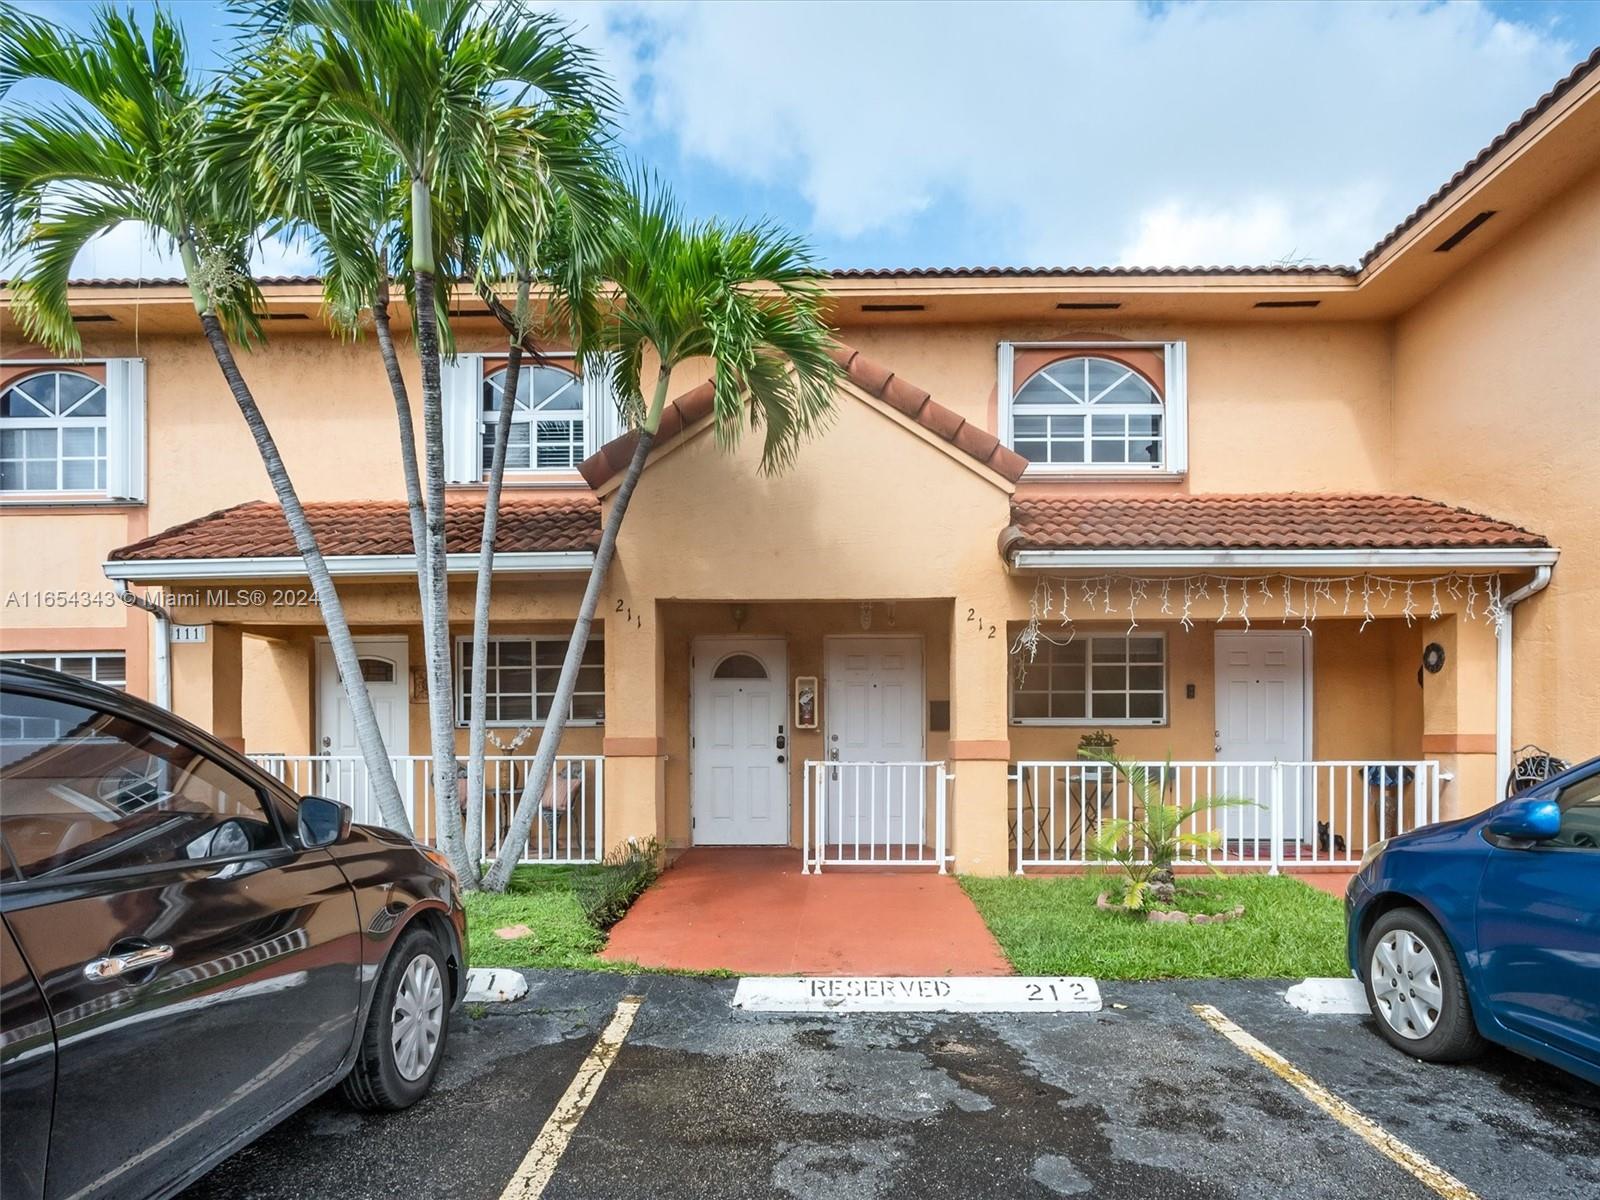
[84,943,173,982]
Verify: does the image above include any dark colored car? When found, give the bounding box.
[0,663,468,1199]
[1346,754,1599,1085]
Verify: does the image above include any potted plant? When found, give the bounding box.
[1076,729,1118,760]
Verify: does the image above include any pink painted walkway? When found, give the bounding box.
[602,848,1013,976]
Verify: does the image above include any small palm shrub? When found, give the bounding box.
[1087,755,1255,912]
[572,837,663,931]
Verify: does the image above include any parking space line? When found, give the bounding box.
[498,995,644,1200]
[1192,1004,1479,1200]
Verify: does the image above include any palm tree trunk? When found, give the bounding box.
[373,276,432,629]
[193,307,410,832]
[413,262,473,881]
[464,277,528,882]
[481,366,672,893]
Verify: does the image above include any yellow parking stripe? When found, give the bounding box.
[499,995,644,1200]
[1192,1004,1479,1200]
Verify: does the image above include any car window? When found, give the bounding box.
[1549,771,1600,851]
[0,689,283,879]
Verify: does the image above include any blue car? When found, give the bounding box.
[1345,755,1600,1085]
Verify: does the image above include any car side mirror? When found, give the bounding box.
[1486,795,1562,842]
[298,795,352,849]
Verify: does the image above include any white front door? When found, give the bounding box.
[1214,632,1309,845]
[315,637,410,758]
[691,638,789,845]
[825,636,925,847]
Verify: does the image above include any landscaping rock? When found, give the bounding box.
[1095,893,1247,925]
[494,923,535,941]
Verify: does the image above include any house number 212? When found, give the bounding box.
[966,607,997,638]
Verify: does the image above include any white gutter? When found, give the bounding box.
[1496,565,1554,797]
[1008,547,1560,571]
[116,586,171,710]
[103,550,595,583]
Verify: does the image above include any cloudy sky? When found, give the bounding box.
[14,0,1600,277]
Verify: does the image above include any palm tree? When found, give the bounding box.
[0,5,413,831]
[240,0,614,880]
[460,197,610,877]
[480,184,842,892]
[216,113,436,632]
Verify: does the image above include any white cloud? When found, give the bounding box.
[11,221,320,283]
[569,0,1581,266]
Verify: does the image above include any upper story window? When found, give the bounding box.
[1,371,108,493]
[999,341,1187,477]
[482,363,585,472]
[0,360,145,502]
[443,352,621,485]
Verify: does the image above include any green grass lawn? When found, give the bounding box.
[960,873,1347,979]
[463,865,618,970]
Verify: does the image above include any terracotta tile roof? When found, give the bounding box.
[1006,494,1548,552]
[577,344,1027,490]
[109,497,599,561]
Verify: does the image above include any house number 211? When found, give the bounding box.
[614,598,643,628]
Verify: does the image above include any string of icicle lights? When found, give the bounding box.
[1011,572,1506,666]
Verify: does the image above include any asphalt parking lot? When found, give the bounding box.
[184,971,1600,1200]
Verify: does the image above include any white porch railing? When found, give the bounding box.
[249,753,603,864]
[802,760,951,873]
[1009,759,1440,874]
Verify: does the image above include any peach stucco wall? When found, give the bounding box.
[842,319,1395,493]
[1393,162,1600,763]
[5,150,1593,863]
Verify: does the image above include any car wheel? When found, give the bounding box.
[1361,907,1484,1063]
[342,926,451,1111]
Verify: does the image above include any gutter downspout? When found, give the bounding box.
[117,585,172,710]
[1496,565,1552,796]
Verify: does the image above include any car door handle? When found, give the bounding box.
[83,944,173,982]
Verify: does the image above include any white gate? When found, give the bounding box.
[802,759,951,872]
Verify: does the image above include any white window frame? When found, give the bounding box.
[0,359,145,502]
[453,635,604,728]
[998,341,1187,479]
[468,351,623,483]
[482,357,586,475]
[1,652,127,688]
[1009,631,1168,727]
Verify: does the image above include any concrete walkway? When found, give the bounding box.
[601,849,1013,976]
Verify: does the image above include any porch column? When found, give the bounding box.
[948,586,1012,875]
[1421,612,1498,819]
[602,597,667,854]
[169,621,244,751]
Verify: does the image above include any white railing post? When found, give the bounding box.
[935,765,948,875]
[594,756,605,862]
[1014,766,1025,875]
[802,761,812,874]
[1413,762,1427,832]
[1429,760,1441,824]
[1268,761,1283,876]
[814,762,825,875]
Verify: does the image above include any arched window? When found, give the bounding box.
[1011,355,1163,468]
[1,370,108,492]
[712,654,768,680]
[482,364,583,472]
